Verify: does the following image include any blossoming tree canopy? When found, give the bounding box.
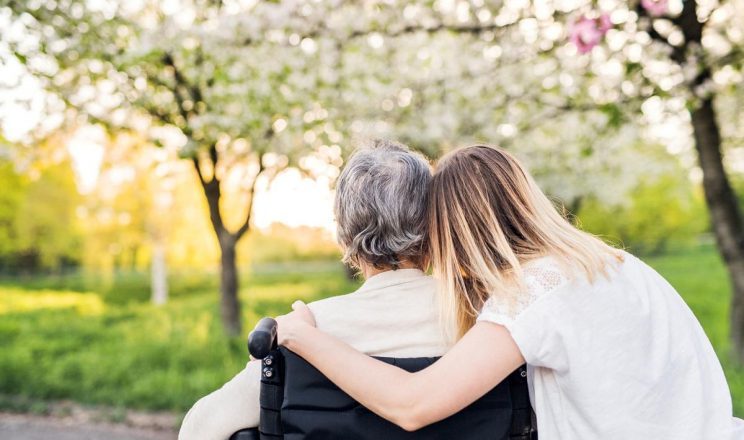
[4,0,744,350]
[563,0,744,361]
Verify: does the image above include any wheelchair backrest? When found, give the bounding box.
[256,347,533,440]
[235,317,536,440]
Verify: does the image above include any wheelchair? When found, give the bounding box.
[231,317,537,440]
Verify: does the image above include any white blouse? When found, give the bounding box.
[478,252,744,440]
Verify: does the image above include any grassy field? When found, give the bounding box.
[643,246,744,416]
[0,247,742,417]
[0,262,360,413]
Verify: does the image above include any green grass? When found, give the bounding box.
[0,263,360,412]
[0,248,742,417]
[643,245,744,416]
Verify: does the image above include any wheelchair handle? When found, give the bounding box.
[248,317,278,359]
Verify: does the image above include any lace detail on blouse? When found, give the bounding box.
[522,258,570,298]
[478,256,571,327]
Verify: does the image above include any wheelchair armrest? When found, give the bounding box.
[245,318,285,439]
[229,428,260,440]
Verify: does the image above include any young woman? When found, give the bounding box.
[277,145,744,439]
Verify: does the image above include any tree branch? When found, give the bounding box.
[241,10,568,46]
[234,151,266,240]
[194,147,227,240]
[635,2,687,64]
[192,156,207,185]
[208,143,218,170]
[161,51,206,129]
[673,0,704,44]
[161,53,194,122]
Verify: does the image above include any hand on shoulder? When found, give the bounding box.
[276,301,317,350]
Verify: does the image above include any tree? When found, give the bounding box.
[77,131,180,304]
[3,0,344,335]
[561,0,744,361]
[15,158,82,270]
[305,0,744,361]
[0,149,81,273]
[5,0,743,355]
[242,0,744,359]
[0,160,26,271]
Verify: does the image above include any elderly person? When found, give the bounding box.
[178,140,449,440]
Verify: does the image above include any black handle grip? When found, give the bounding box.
[248,317,278,359]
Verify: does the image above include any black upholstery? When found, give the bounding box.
[232,348,534,440]
[230,317,536,440]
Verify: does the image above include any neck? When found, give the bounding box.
[361,260,421,280]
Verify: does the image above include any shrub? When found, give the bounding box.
[576,176,708,254]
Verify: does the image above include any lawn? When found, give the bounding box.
[644,246,744,416]
[0,247,741,417]
[0,262,360,413]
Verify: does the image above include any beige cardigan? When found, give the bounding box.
[178,269,450,440]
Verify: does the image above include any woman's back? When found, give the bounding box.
[478,253,743,439]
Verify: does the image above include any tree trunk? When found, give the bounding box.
[219,235,242,337]
[690,97,744,362]
[151,243,168,306]
[195,161,245,337]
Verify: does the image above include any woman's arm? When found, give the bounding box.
[277,302,524,432]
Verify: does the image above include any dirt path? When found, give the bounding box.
[0,412,177,440]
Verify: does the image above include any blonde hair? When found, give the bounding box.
[428,145,622,339]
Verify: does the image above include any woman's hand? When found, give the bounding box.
[276,300,316,350]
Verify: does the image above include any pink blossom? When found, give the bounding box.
[569,14,613,54]
[641,0,668,16]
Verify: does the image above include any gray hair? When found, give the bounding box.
[335,140,432,269]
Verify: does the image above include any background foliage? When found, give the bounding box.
[0,247,741,418]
